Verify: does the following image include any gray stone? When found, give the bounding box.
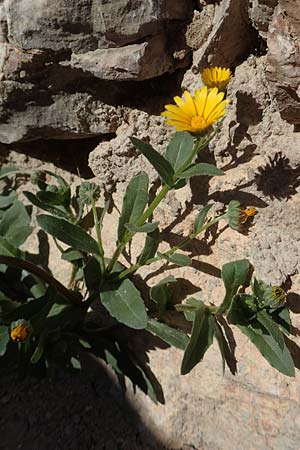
[0,0,193,143]
[266,1,300,124]
[248,0,278,37]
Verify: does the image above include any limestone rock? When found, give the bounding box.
[89,110,173,186]
[266,2,300,124]
[248,0,278,37]
[0,0,193,143]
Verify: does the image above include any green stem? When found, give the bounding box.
[91,198,105,272]
[118,213,226,279]
[106,184,170,273]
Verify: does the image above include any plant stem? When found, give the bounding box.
[106,184,170,273]
[91,198,105,272]
[118,213,226,279]
[0,256,82,306]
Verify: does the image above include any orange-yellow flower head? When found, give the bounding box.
[161,86,229,134]
[239,207,257,224]
[201,67,232,91]
[10,320,31,342]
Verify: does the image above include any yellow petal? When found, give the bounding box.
[194,86,208,116]
[182,91,197,116]
[165,104,191,120]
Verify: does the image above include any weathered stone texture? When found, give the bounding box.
[266,1,300,123]
[0,0,192,143]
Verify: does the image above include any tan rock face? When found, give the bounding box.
[266,2,300,123]
[0,0,193,143]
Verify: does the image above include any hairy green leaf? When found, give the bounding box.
[125,221,159,233]
[147,319,189,350]
[138,228,159,264]
[130,137,174,186]
[238,321,295,377]
[218,259,250,314]
[100,279,147,330]
[158,252,192,267]
[257,310,285,350]
[0,326,9,356]
[194,204,213,233]
[117,172,149,242]
[24,191,71,219]
[178,163,224,179]
[165,132,195,173]
[150,275,176,315]
[37,215,100,255]
[181,301,215,374]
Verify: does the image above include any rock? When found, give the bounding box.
[182,0,259,91]
[89,110,173,186]
[266,2,300,124]
[248,0,278,37]
[0,0,193,143]
[62,35,175,81]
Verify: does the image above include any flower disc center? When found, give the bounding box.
[191,115,208,131]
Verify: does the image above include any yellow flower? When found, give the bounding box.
[10,321,31,342]
[239,207,257,224]
[161,86,229,133]
[201,67,232,91]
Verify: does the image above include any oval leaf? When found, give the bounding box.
[146,319,189,350]
[125,221,159,233]
[100,279,147,330]
[37,215,100,255]
[178,163,224,179]
[181,301,215,375]
[194,204,213,233]
[130,137,174,186]
[118,172,149,242]
[165,132,195,173]
[218,259,251,314]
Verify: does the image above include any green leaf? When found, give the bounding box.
[146,319,189,350]
[117,172,149,242]
[0,201,32,247]
[150,275,176,315]
[31,333,46,363]
[24,191,71,219]
[214,319,236,375]
[257,310,285,350]
[125,221,159,233]
[100,279,147,330]
[3,296,51,322]
[227,293,258,325]
[0,326,9,356]
[36,190,69,207]
[37,215,100,255]
[181,301,215,375]
[0,237,19,257]
[130,137,174,186]
[138,228,159,264]
[0,191,17,209]
[61,249,84,262]
[226,200,241,230]
[178,163,224,179]
[238,321,295,377]
[84,257,101,292]
[194,204,213,233]
[218,259,251,314]
[158,252,192,267]
[0,165,18,179]
[165,132,195,173]
[175,297,201,322]
[273,307,291,336]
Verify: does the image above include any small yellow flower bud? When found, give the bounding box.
[10,321,31,342]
